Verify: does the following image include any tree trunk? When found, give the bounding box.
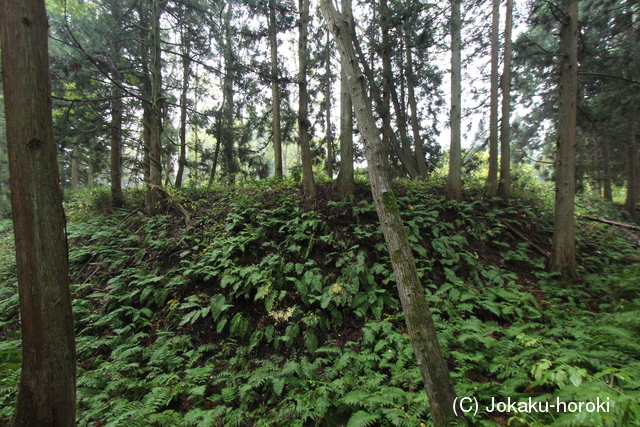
[222,3,237,183]
[1,0,76,424]
[321,2,462,426]
[498,0,513,198]
[448,0,462,200]
[325,32,334,179]
[487,0,499,196]
[145,0,164,212]
[550,0,578,279]
[71,140,80,190]
[298,0,317,200]
[405,32,428,178]
[109,1,124,207]
[350,16,419,179]
[602,137,612,201]
[175,33,190,188]
[269,0,283,178]
[625,143,638,219]
[336,0,356,197]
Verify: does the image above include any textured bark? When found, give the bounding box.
[487,0,499,196]
[405,34,428,178]
[1,0,77,424]
[325,32,334,179]
[550,0,578,279]
[336,0,355,197]
[447,0,462,200]
[321,2,461,426]
[175,33,191,188]
[269,0,283,178]
[299,0,317,200]
[602,138,612,201]
[145,0,164,212]
[380,0,393,162]
[110,83,124,206]
[498,0,513,198]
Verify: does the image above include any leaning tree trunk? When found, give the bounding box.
[1,0,76,424]
[321,2,462,426]
[298,0,317,200]
[550,0,579,279]
[487,0,500,196]
[448,0,462,200]
[498,0,513,198]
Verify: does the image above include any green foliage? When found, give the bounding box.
[1,181,640,426]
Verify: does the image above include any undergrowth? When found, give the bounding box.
[0,181,639,426]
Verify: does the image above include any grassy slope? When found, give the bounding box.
[1,179,640,427]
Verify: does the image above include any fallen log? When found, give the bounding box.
[497,220,551,259]
[581,216,640,231]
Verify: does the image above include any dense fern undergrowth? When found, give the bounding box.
[1,178,640,427]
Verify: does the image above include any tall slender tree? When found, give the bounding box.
[487,0,500,195]
[298,0,317,199]
[336,0,356,197]
[145,0,164,212]
[550,0,579,279]
[498,0,513,198]
[448,0,462,200]
[269,0,284,178]
[1,0,76,424]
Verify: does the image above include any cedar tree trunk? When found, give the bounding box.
[448,0,462,200]
[1,0,77,424]
[498,0,513,198]
[550,0,578,279]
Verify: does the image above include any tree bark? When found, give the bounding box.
[269,0,283,178]
[71,140,80,190]
[325,31,334,179]
[321,2,462,426]
[299,0,317,199]
[448,0,462,200]
[602,137,612,201]
[487,0,500,196]
[109,1,124,207]
[1,0,76,424]
[498,0,513,198]
[336,0,356,197]
[175,32,190,188]
[146,0,164,212]
[550,0,578,279]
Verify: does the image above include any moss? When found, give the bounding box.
[381,190,399,214]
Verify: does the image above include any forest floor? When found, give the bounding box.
[1,177,639,426]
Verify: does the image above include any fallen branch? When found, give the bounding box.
[581,216,640,231]
[497,220,551,259]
